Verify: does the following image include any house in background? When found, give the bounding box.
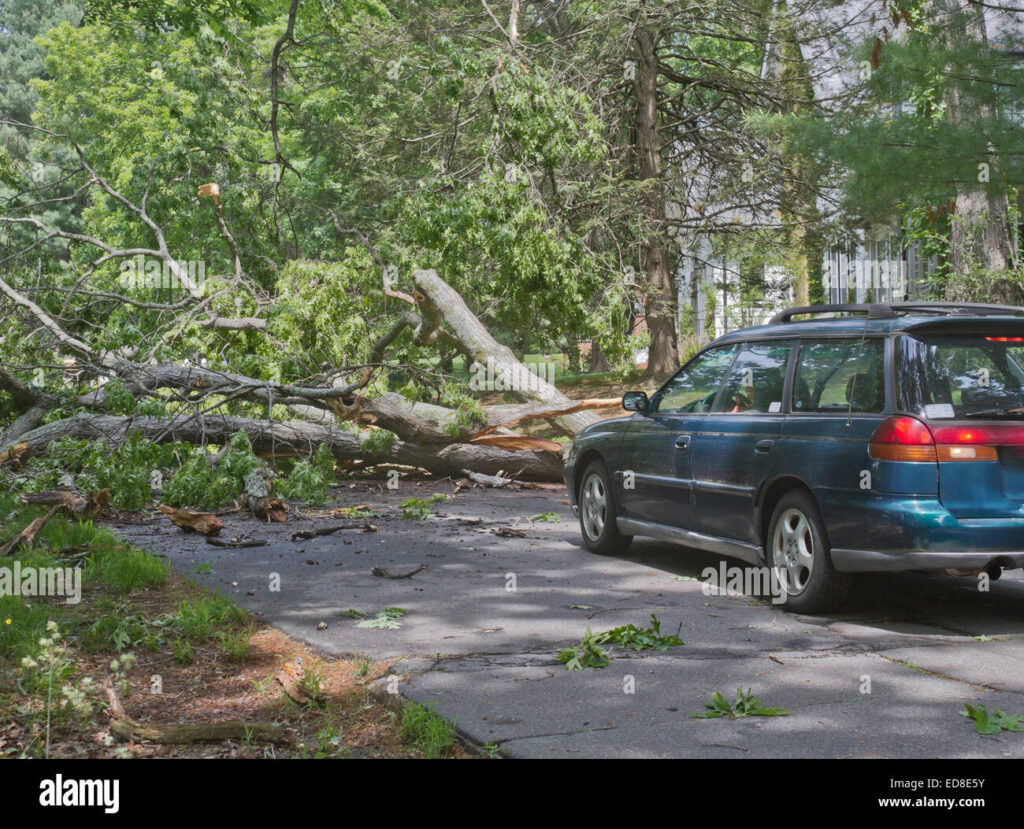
[670,0,1024,342]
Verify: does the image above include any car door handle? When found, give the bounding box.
[755,439,774,453]
[674,435,691,450]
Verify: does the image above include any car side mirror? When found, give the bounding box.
[622,391,649,414]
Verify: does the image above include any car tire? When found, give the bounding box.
[578,459,633,556]
[766,490,849,613]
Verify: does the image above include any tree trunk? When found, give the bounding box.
[0,412,565,481]
[411,269,599,433]
[634,24,678,382]
[587,340,611,373]
[939,0,1020,301]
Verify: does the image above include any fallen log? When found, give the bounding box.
[309,392,617,444]
[19,488,111,518]
[468,434,563,453]
[0,441,27,467]
[105,683,293,745]
[472,398,621,438]
[243,468,288,523]
[20,490,87,513]
[461,469,513,488]
[0,412,565,481]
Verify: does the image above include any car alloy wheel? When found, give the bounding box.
[771,506,814,595]
[580,470,607,542]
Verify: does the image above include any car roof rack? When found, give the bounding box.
[769,302,1024,325]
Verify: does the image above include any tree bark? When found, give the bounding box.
[939,0,1020,301]
[0,412,565,481]
[633,24,678,381]
[410,269,599,433]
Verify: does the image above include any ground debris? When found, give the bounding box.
[0,505,60,556]
[371,564,427,579]
[105,682,293,746]
[489,526,527,538]
[19,488,110,518]
[275,661,324,705]
[159,505,223,536]
[291,522,377,541]
[206,537,268,549]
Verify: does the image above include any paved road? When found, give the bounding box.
[113,482,1024,758]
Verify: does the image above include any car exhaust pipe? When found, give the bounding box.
[943,564,1002,579]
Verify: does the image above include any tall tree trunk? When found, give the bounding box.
[588,340,611,373]
[775,5,822,308]
[634,23,678,381]
[939,0,1019,301]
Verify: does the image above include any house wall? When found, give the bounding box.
[824,235,937,304]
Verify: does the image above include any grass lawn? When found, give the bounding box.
[0,494,470,759]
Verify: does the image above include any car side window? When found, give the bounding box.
[652,345,738,414]
[711,340,794,414]
[793,338,884,414]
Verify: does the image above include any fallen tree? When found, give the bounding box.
[0,264,611,484]
[0,128,611,487]
[0,412,566,481]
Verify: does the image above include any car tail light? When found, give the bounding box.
[930,425,1024,446]
[871,417,1010,462]
[985,337,1024,342]
[869,416,937,462]
[936,445,999,462]
[930,424,1024,461]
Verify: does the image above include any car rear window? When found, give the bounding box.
[897,333,1024,420]
[792,338,884,414]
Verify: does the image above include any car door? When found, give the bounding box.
[690,340,795,543]
[618,344,739,530]
[782,337,887,546]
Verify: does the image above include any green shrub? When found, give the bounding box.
[276,444,335,504]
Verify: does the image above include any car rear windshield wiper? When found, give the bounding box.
[961,407,1024,419]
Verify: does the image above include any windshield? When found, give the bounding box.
[897,333,1024,420]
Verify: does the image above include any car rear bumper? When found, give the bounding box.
[830,548,1024,573]
[821,491,1024,572]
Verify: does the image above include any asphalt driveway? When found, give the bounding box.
[111,481,1024,758]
